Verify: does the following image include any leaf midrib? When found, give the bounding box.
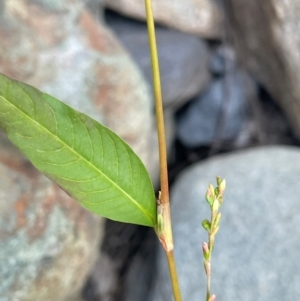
[0,93,154,224]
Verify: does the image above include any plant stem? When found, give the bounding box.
[166,250,182,301]
[206,239,212,296]
[144,1,182,301]
[144,0,169,204]
[206,215,214,300]
[205,209,216,300]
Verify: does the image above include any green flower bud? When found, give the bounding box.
[205,184,215,206]
[214,187,219,197]
[202,242,210,260]
[212,199,220,212]
[216,176,222,185]
[202,219,211,232]
[218,179,226,197]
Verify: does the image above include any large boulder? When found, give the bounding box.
[150,146,300,301]
[0,1,159,300]
[104,0,223,39]
[0,133,103,301]
[0,0,158,183]
[106,11,211,111]
[224,0,300,140]
[176,68,255,147]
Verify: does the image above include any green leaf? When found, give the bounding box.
[0,73,156,227]
[202,219,211,232]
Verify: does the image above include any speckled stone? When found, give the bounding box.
[105,0,223,39]
[0,0,159,184]
[150,146,300,301]
[176,68,254,147]
[0,134,103,301]
[225,0,300,140]
[86,0,104,15]
[106,11,211,111]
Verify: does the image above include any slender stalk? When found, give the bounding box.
[205,234,213,300]
[144,1,182,301]
[203,178,226,301]
[206,210,215,301]
[144,0,169,204]
[206,277,211,301]
[166,251,182,301]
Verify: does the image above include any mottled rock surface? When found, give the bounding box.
[225,0,300,140]
[0,134,103,301]
[106,11,211,111]
[86,0,104,18]
[105,0,223,39]
[0,1,160,300]
[150,146,300,301]
[209,45,236,76]
[0,0,158,183]
[177,68,255,147]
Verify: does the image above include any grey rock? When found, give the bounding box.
[150,146,300,301]
[0,0,160,185]
[177,69,255,147]
[104,0,223,39]
[225,0,300,140]
[106,11,211,111]
[67,296,85,301]
[123,231,157,301]
[87,253,118,301]
[124,254,152,301]
[0,2,160,300]
[0,142,103,301]
[86,0,104,19]
[209,45,236,76]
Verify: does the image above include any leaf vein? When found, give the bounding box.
[39,158,80,167]
[55,175,100,183]
[82,196,119,205]
[77,187,111,194]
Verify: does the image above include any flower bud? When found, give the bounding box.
[205,184,215,206]
[209,295,216,301]
[212,199,220,212]
[218,179,226,197]
[202,242,210,260]
[202,219,211,232]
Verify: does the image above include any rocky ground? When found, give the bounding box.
[83,8,300,301]
[1,1,300,301]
